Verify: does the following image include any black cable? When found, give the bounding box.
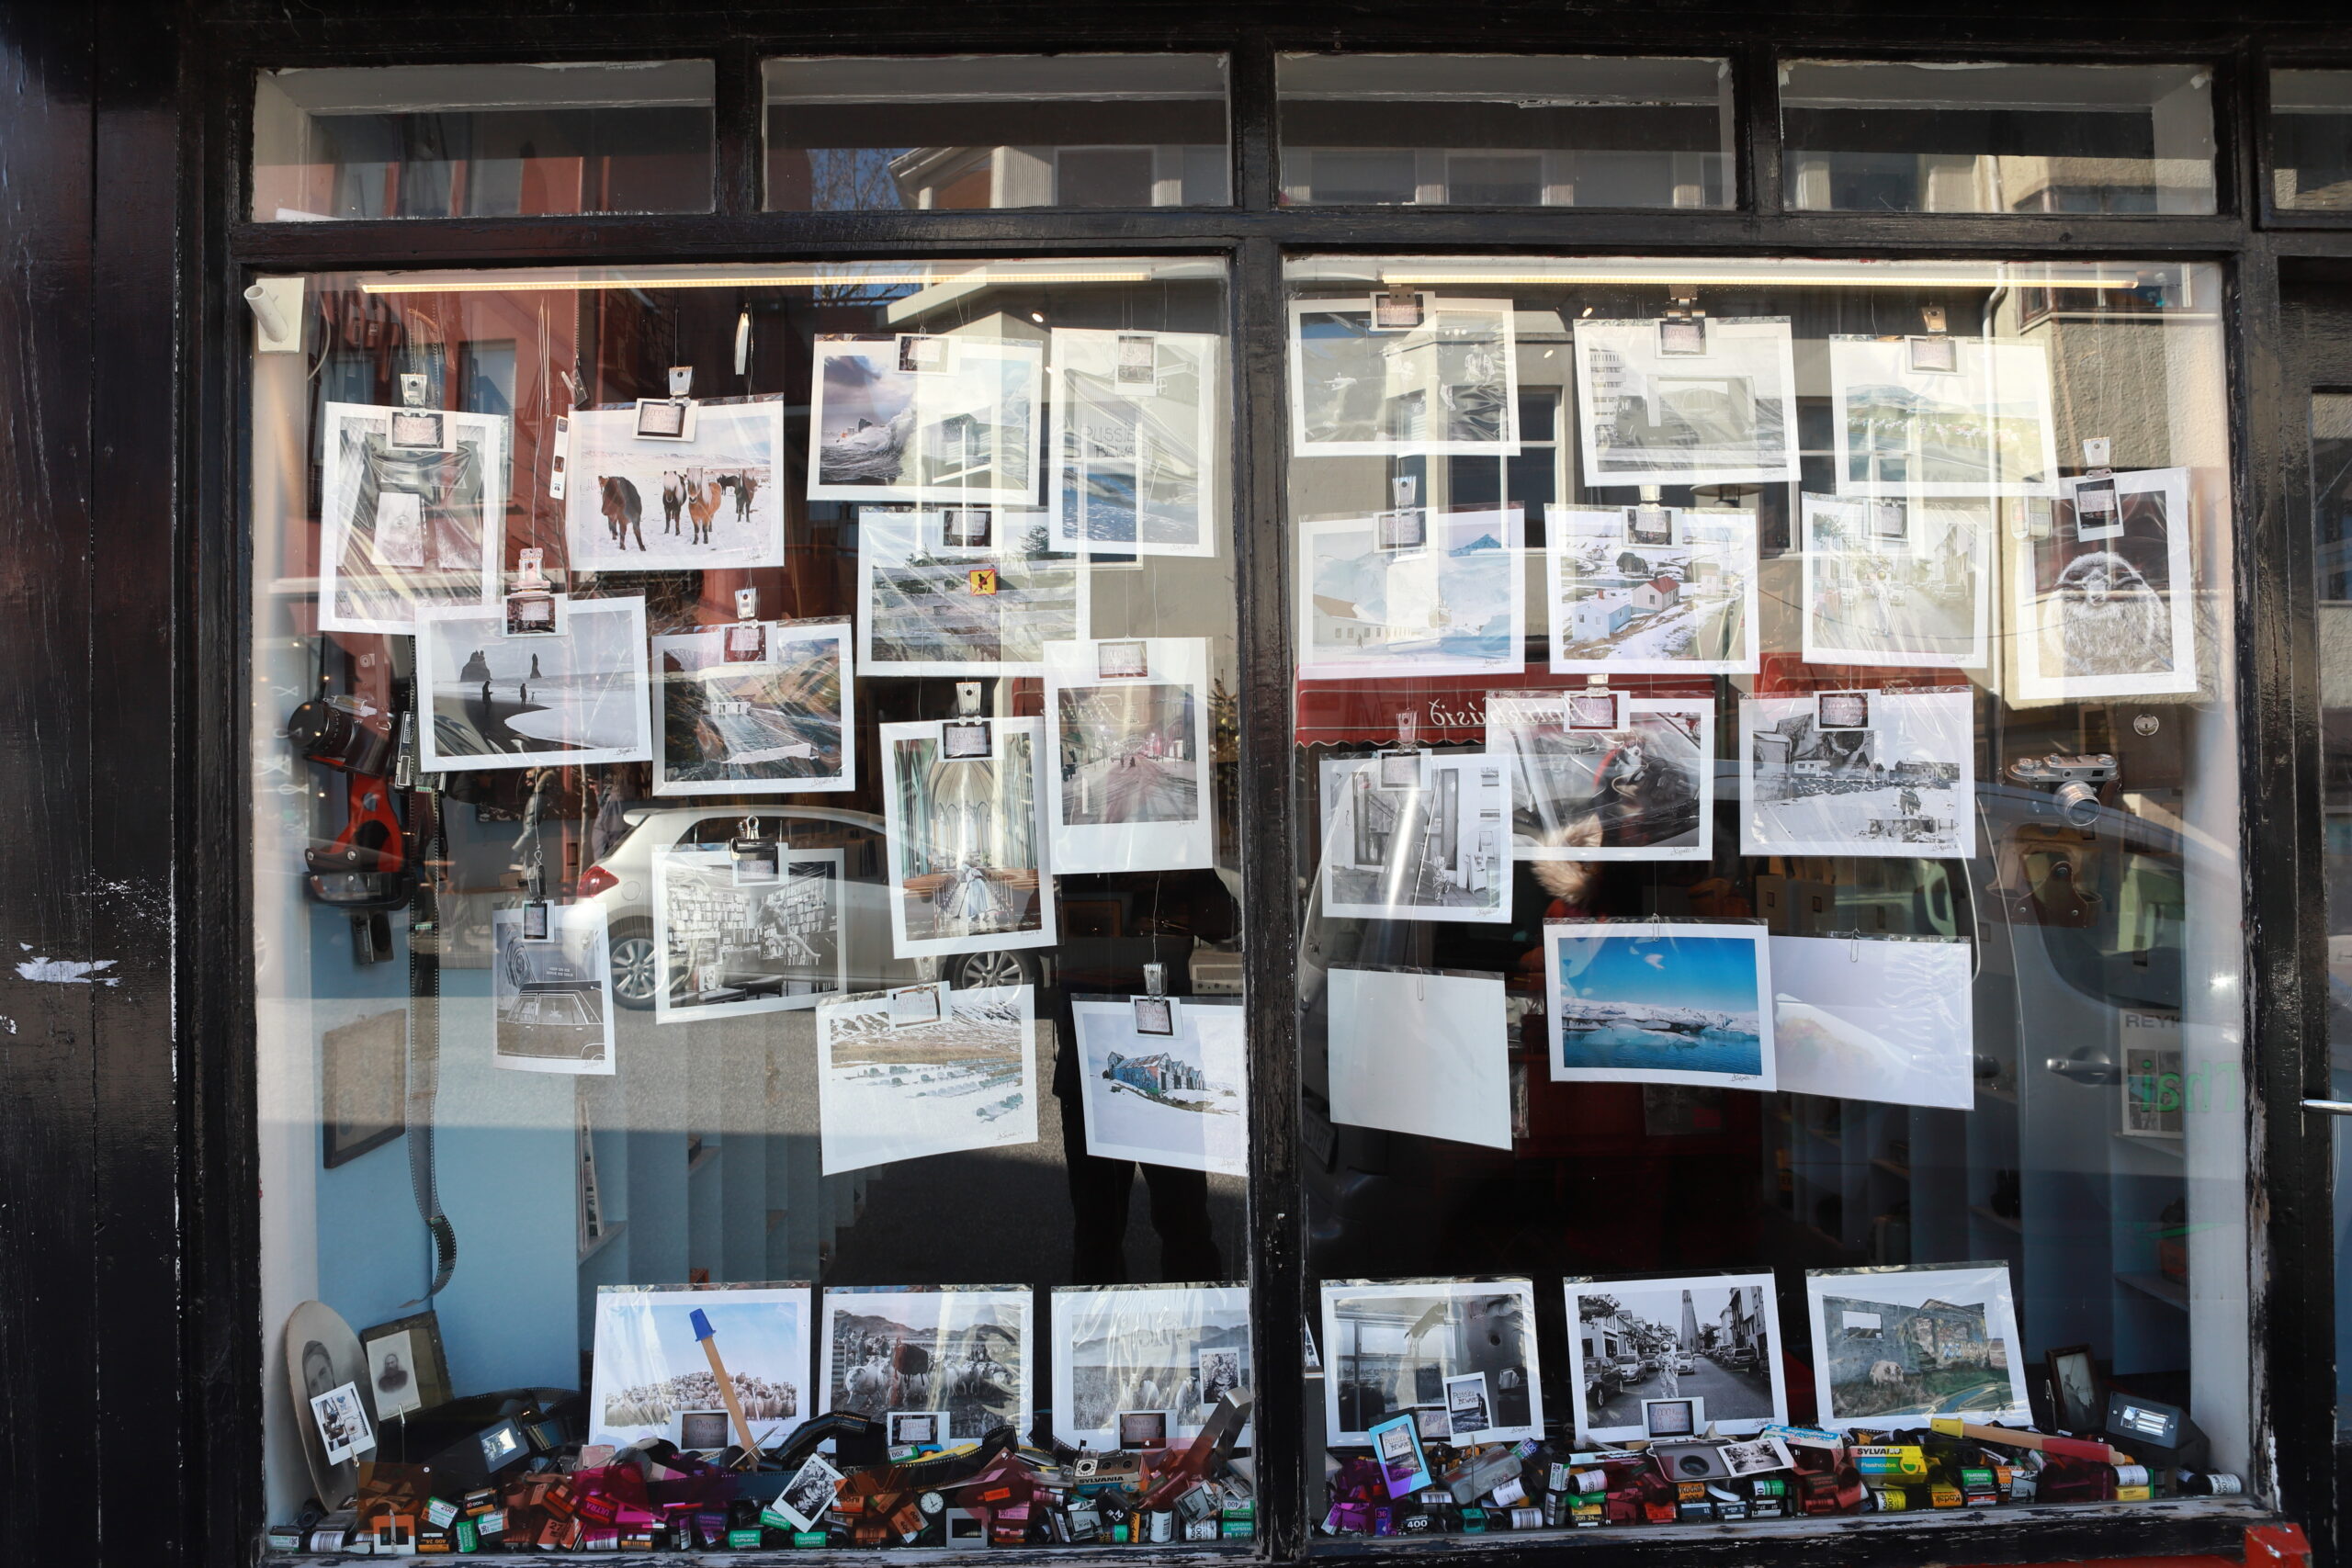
[405,787,458,1301]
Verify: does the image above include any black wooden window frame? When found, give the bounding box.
[187,12,2352,1568]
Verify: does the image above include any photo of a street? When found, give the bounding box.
[1574,1280,1778,1434]
[1056,682,1199,825]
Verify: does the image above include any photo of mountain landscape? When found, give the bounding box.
[1544,921,1774,1089]
[1299,507,1525,679]
[1546,506,1757,674]
[653,620,853,794]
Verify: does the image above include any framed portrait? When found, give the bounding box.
[321,1010,405,1169]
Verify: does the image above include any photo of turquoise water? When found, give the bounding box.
[1551,931,1765,1078]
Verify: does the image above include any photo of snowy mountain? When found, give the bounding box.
[1547,506,1757,674]
[1545,921,1774,1089]
[1073,998,1247,1178]
[1299,507,1526,679]
[816,984,1038,1174]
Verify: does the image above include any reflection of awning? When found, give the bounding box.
[1295,675,1713,748]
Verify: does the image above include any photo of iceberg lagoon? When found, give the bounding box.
[1549,927,1766,1081]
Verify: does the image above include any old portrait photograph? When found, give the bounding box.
[1739,689,1976,858]
[859,508,1090,677]
[774,1455,844,1532]
[1565,1274,1787,1443]
[588,1282,814,1450]
[809,336,1044,506]
[1049,1282,1253,1450]
[879,716,1059,959]
[1073,997,1247,1179]
[1326,966,1511,1151]
[1545,506,1758,674]
[652,619,853,795]
[1050,326,1219,557]
[1571,317,1799,488]
[1802,494,1991,669]
[1320,1279,1544,1445]
[1298,507,1526,680]
[1484,694,1714,862]
[563,398,786,571]
[417,595,652,772]
[317,401,509,636]
[815,983,1039,1175]
[1770,934,1974,1111]
[818,1285,1033,1442]
[492,902,615,1075]
[651,847,846,1024]
[1317,751,1510,923]
[1545,920,1774,1090]
[1043,637,1215,874]
[1804,1263,2030,1430]
[2015,466,2197,699]
[1288,296,1521,457]
[1828,335,2059,498]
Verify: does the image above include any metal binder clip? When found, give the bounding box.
[522,899,553,942]
[1136,963,1175,1036]
[636,366,696,440]
[1630,486,1671,545]
[734,310,752,378]
[1566,678,1622,732]
[1657,293,1706,356]
[399,372,429,408]
[730,816,779,885]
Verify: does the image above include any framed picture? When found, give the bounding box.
[2015,466,2198,699]
[809,336,1044,506]
[1801,493,1991,670]
[1288,297,1521,457]
[1563,1273,1788,1444]
[1317,752,1511,924]
[1571,316,1799,488]
[1544,920,1774,1090]
[316,401,508,636]
[2046,1342,2104,1434]
[321,1010,406,1168]
[858,509,1090,678]
[815,984,1040,1175]
[1545,505,1758,675]
[491,903,615,1076]
[1325,966,1511,1152]
[1072,996,1247,1179]
[878,716,1059,959]
[818,1285,1033,1443]
[1484,694,1714,863]
[1804,1262,2031,1430]
[652,847,847,1024]
[651,619,854,795]
[1042,637,1216,875]
[1827,334,2059,498]
[417,595,652,773]
[1739,690,1976,859]
[1050,326,1219,558]
[1319,1278,1544,1446]
[563,398,786,570]
[1297,507,1525,681]
[359,1310,455,1421]
[589,1281,815,1451]
[1048,1282,1253,1450]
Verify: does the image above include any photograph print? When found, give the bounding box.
[1485,694,1714,862]
[2015,466,2197,699]
[1298,507,1526,681]
[879,716,1059,959]
[1828,335,2060,498]
[1073,996,1247,1179]
[1049,1283,1253,1450]
[1804,1263,2030,1429]
[1317,751,1510,923]
[1320,1279,1544,1446]
[809,336,1044,506]
[1050,326,1219,557]
[317,401,510,636]
[1545,506,1758,674]
[1544,920,1774,1090]
[1571,317,1799,488]
[819,1285,1032,1442]
[492,902,615,1075]
[1564,1273,1788,1443]
[1770,934,1974,1111]
[1738,689,1976,858]
[1288,296,1521,457]
[815,984,1040,1176]
[417,595,652,772]
[1326,966,1512,1152]
[1043,637,1215,874]
[563,398,786,571]
[1802,494,1991,669]
[588,1282,814,1450]
[651,846,847,1024]
[859,508,1089,678]
[652,619,854,795]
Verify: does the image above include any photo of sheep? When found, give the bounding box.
[588,1283,813,1450]
[818,1285,1032,1442]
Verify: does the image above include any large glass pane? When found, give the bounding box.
[2314,391,2352,1435]
[1285,256,2250,1540]
[252,62,716,221]
[1782,62,2216,214]
[1278,55,1734,209]
[249,258,1254,1551]
[763,57,1229,210]
[2273,71,2352,213]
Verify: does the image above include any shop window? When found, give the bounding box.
[251,62,716,221]
[1277,54,1735,209]
[1781,61,2218,214]
[762,56,1229,210]
[2273,70,2352,212]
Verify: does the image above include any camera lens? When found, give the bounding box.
[2053,779,2100,828]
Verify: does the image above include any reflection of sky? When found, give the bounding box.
[1559,934,1758,1012]
[645,1298,807,1375]
[820,349,914,432]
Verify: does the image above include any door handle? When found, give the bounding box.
[2299,1099,2352,1115]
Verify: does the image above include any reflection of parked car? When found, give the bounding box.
[505,981,605,1059]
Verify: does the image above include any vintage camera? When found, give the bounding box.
[288,693,396,777]
[2006,752,2118,829]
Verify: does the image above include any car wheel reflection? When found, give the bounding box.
[609,924,662,1011]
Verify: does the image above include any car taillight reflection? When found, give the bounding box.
[577,863,618,897]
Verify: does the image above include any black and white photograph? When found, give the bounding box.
[1317,751,1510,923]
[1325,966,1511,1152]
[1301,507,1526,680]
[1546,506,1758,674]
[1564,1274,1788,1443]
[815,984,1039,1175]
[492,903,615,1075]
[879,716,1058,959]
[1770,934,1974,1111]
[1043,637,1215,874]
[652,620,854,795]
[317,400,508,636]
[1802,494,1991,669]
[563,398,786,571]
[809,336,1044,506]
[1804,1264,2030,1430]
[1319,1279,1544,1445]
[1572,316,1799,488]
[651,846,846,1024]
[1829,335,2060,498]
[359,1311,452,1422]
[1445,1372,1492,1437]
[417,595,652,772]
[819,1285,1033,1442]
[2015,466,2198,698]
[587,1282,814,1450]
[1050,326,1219,558]
[1484,694,1713,862]
[1073,996,1247,1179]
[859,508,1089,677]
[1739,689,1976,858]
[775,1455,843,1531]
[1722,1436,1794,1476]
[309,1382,377,1465]
[1288,297,1521,457]
[1049,1282,1253,1450]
